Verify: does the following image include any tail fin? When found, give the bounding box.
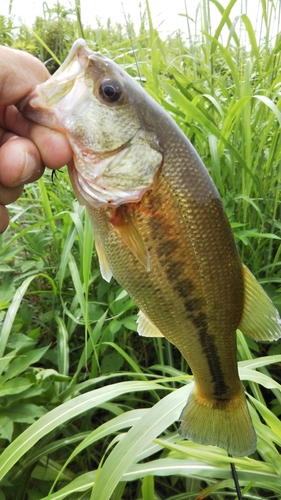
[179,386,256,457]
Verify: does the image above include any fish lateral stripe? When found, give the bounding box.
[194,313,230,398]
[147,191,231,399]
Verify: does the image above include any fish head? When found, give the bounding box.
[20,39,163,208]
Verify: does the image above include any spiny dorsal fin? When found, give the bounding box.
[95,237,113,282]
[111,206,150,271]
[137,310,164,337]
[238,264,281,341]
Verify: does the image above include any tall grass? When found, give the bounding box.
[0,1,281,498]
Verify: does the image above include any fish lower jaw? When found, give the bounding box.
[71,167,149,209]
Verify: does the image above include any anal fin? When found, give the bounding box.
[238,264,281,341]
[137,310,164,337]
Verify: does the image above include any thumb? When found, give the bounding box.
[0,46,50,105]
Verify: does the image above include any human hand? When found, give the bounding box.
[0,45,72,233]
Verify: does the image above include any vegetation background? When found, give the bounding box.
[0,0,281,498]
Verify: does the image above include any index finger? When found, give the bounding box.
[2,105,72,169]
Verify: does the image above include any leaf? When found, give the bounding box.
[102,342,144,375]
[239,355,281,370]
[4,404,47,424]
[249,396,281,440]
[0,275,55,360]
[48,409,147,495]
[100,353,124,374]
[2,346,49,382]
[6,333,37,351]
[0,416,13,442]
[41,471,96,500]
[141,475,155,499]
[241,14,260,71]
[56,317,69,377]
[0,378,32,397]
[39,457,281,500]
[121,315,138,331]
[0,281,15,309]
[91,384,191,499]
[254,94,281,126]
[68,254,86,318]
[0,380,164,481]
[239,367,281,390]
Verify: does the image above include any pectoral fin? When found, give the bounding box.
[95,237,113,282]
[137,310,164,337]
[111,207,150,271]
[238,264,281,341]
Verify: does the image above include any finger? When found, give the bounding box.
[0,182,23,205]
[29,123,73,168]
[0,135,44,187]
[2,106,72,169]
[0,205,10,234]
[0,46,49,105]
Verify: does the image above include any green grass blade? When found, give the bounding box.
[91,384,191,499]
[56,316,69,379]
[241,14,260,71]
[0,274,56,359]
[48,409,147,496]
[0,380,163,481]
[38,178,59,247]
[210,0,240,54]
[254,95,281,126]
[249,395,281,441]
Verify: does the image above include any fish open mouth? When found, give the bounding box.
[18,39,93,128]
[32,39,92,107]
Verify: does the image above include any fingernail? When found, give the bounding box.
[13,152,36,186]
[20,152,36,182]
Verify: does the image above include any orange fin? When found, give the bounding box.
[179,385,256,456]
[95,237,113,282]
[137,310,164,337]
[111,207,150,271]
[238,264,281,341]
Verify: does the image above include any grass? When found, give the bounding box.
[0,0,281,498]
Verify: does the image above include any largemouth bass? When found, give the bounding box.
[20,39,281,457]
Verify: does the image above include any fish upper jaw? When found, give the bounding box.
[18,39,92,130]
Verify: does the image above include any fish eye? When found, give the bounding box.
[99,80,122,103]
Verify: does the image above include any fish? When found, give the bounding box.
[19,39,281,457]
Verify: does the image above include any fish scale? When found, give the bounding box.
[87,171,242,401]
[20,38,281,456]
